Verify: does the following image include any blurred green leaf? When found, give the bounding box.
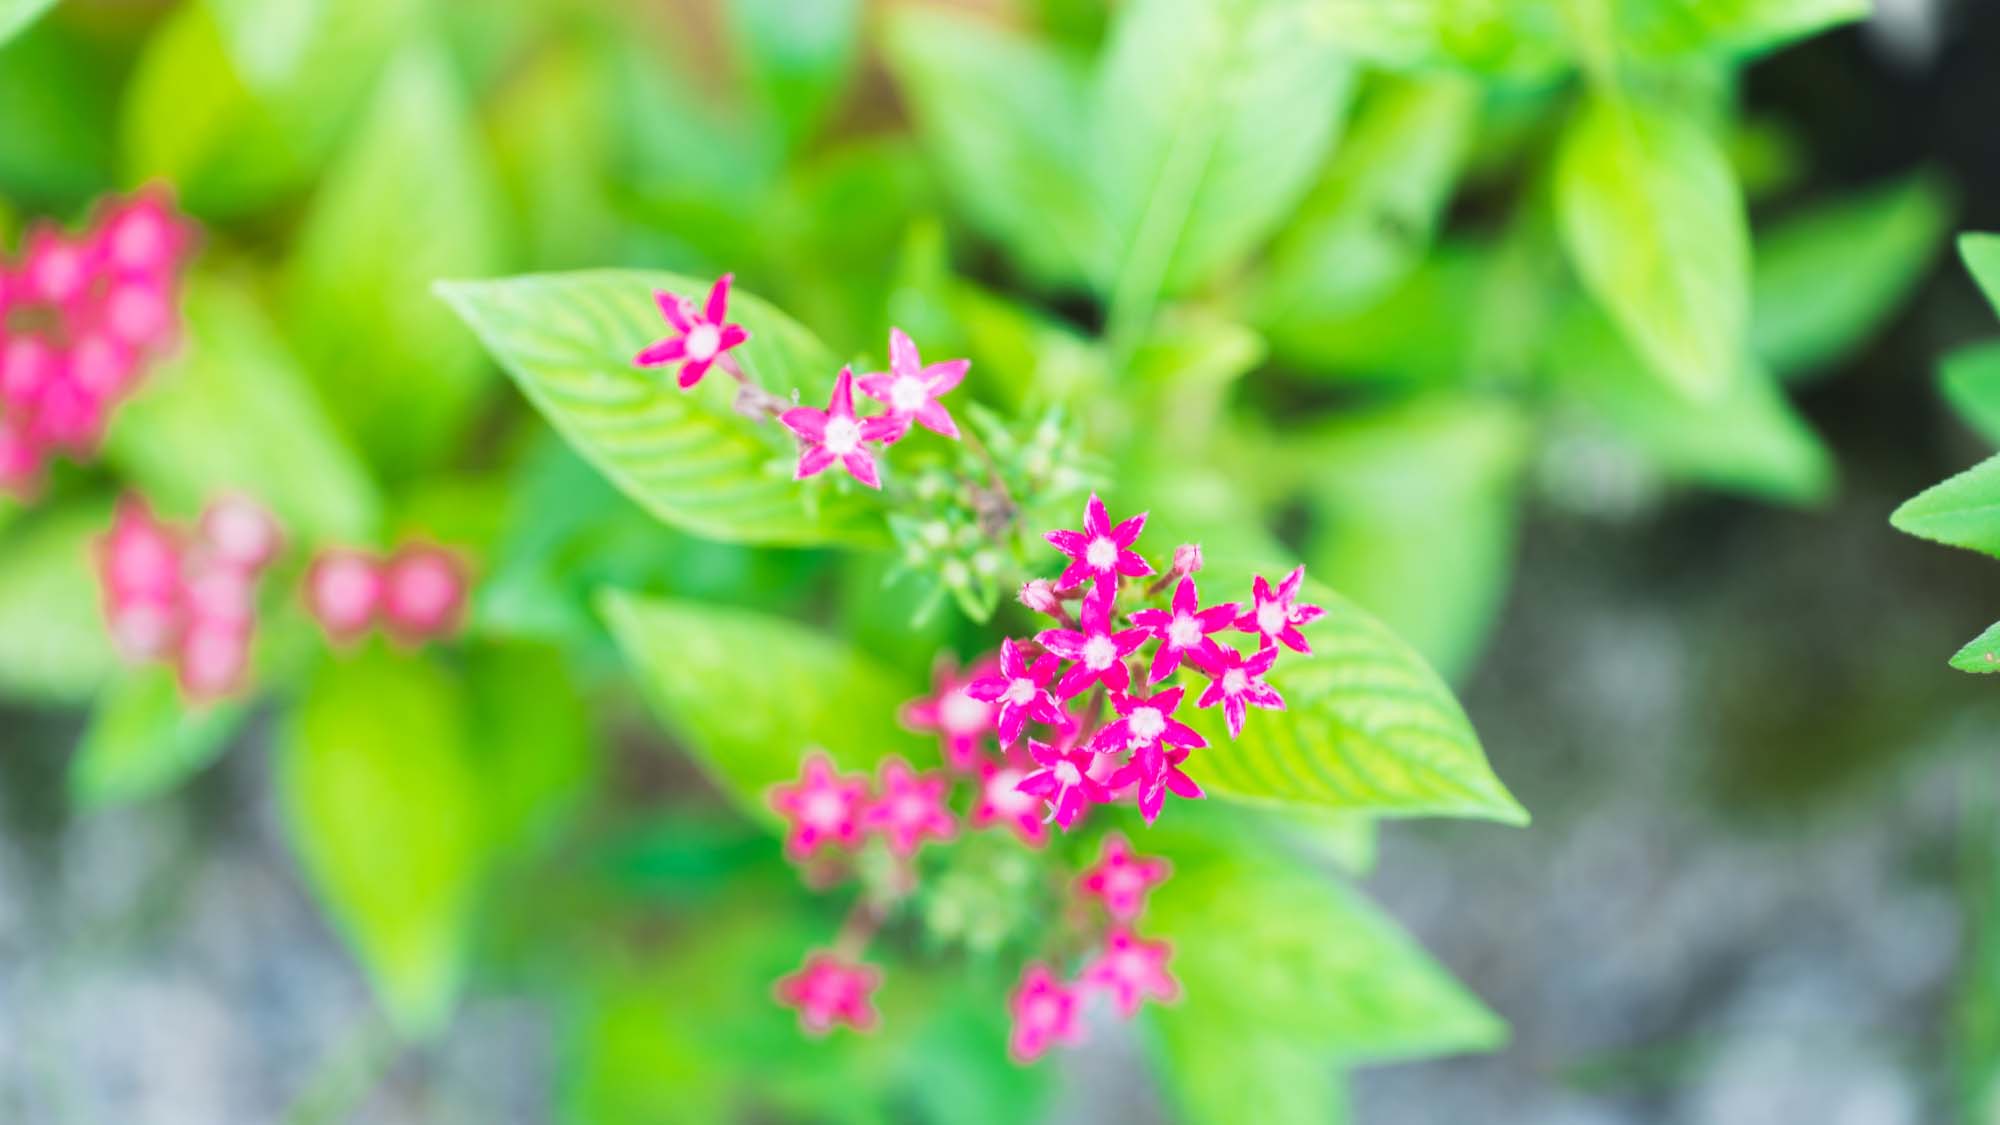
[1302,0,1570,77]
[0,20,114,204]
[466,641,595,858]
[439,269,887,547]
[599,591,928,823]
[1965,232,2000,315]
[1556,91,1750,401]
[728,0,861,151]
[1942,341,2000,448]
[106,279,380,543]
[1612,0,1871,60]
[1891,454,2000,559]
[1754,174,1950,381]
[1271,243,1488,386]
[0,502,115,702]
[286,44,507,477]
[487,36,618,269]
[281,645,484,1038]
[1155,1013,1348,1125]
[70,668,248,808]
[1950,620,2000,675]
[0,0,54,47]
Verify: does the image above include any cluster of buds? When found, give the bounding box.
[304,544,468,646]
[0,189,193,497]
[94,494,282,702]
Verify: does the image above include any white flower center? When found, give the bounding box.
[1055,761,1083,787]
[889,374,927,413]
[1108,866,1143,897]
[823,416,861,455]
[1256,601,1285,635]
[895,794,928,822]
[802,790,848,828]
[685,323,721,361]
[1005,677,1037,706]
[1223,669,1248,695]
[940,689,988,733]
[1029,995,1063,1025]
[1128,707,1165,742]
[1167,613,1201,649]
[1083,635,1117,671]
[1085,537,1118,571]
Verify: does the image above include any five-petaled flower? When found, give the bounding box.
[781,367,900,489]
[1081,928,1179,1017]
[1088,685,1206,764]
[768,752,871,860]
[970,755,1047,847]
[1128,576,1239,684]
[1076,834,1171,921]
[1194,641,1285,739]
[967,638,1063,746]
[1044,493,1152,592]
[1235,564,1325,654]
[634,273,749,389]
[1036,586,1148,699]
[863,757,958,856]
[857,327,967,440]
[1111,744,1205,824]
[775,951,881,1035]
[898,656,997,771]
[1007,963,1083,1062]
[1017,737,1108,829]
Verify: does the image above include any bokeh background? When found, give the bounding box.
[4,0,2000,1122]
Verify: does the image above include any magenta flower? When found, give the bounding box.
[898,655,997,771]
[381,544,467,643]
[1081,928,1180,1016]
[197,494,282,571]
[1195,641,1284,739]
[862,757,957,856]
[1235,565,1325,654]
[1036,588,1147,700]
[970,755,1047,847]
[1017,737,1108,830]
[1076,834,1171,921]
[94,188,191,281]
[305,549,383,643]
[857,327,966,439]
[1089,686,1206,759]
[97,497,184,662]
[634,273,749,389]
[967,638,1063,746]
[1112,744,1205,824]
[774,951,881,1035]
[1044,493,1152,592]
[1128,576,1239,684]
[768,752,872,861]
[178,620,249,702]
[1007,963,1083,1062]
[780,367,900,489]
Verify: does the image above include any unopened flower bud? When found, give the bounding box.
[1171,543,1203,577]
[1019,579,1062,616]
[381,545,467,641]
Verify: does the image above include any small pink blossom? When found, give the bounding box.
[381,545,467,642]
[970,755,1047,847]
[98,497,183,604]
[305,550,383,642]
[1076,834,1171,921]
[1111,744,1205,824]
[1235,565,1325,654]
[1171,543,1204,577]
[856,327,966,440]
[1127,575,1240,684]
[1017,578,1062,617]
[863,757,957,856]
[769,752,872,861]
[1081,928,1179,1016]
[1036,586,1147,700]
[94,188,192,280]
[634,273,749,390]
[178,621,249,702]
[780,367,900,489]
[966,638,1062,746]
[1089,685,1206,762]
[1195,641,1284,739]
[1017,737,1108,830]
[20,225,96,308]
[1044,493,1152,592]
[1007,963,1083,1062]
[199,494,282,571]
[0,335,57,411]
[897,656,997,772]
[774,951,881,1035]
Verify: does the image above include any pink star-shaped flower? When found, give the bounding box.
[1076,834,1171,921]
[1088,685,1206,759]
[1081,928,1179,1016]
[862,757,957,856]
[1195,641,1284,739]
[94,187,192,281]
[780,367,900,489]
[1111,744,1205,824]
[774,951,881,1035]
[970,754,1047,847]
[967,638,1063,746]
[634,273,750,389]
[1036,587,1147,700]
[768,752,871,861]
[1235,565,1325,654]
[898,655,997,771]
[1007,963,1083,1062]
[1128,576,1239,684]
[1017,737,1108,830]
[1044,493,1152,592]
[857,327,966,440]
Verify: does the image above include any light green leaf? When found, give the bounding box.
[0,503,116,702]
[70,668,248,807]
[1891,454,2000,559]
[438,270,886,547]
[1300,0,1571,77]
[0,20,116,201]
[106,279,380,543]
[1154,1013,1347,1125]
[598,591,926,822]
[880,6,1098,288]
[0,0,56,48]
[1613,0,1872,60]
[1754,175,1950,381]
[1556,91,1750,401]
[280,646,484,1038]
[1965,233,2000,315]
[1950,620,2000,675]
[1943,341,2000,448]
[728,0,861,150]
[285,44,506,477]
[465,641,595,857]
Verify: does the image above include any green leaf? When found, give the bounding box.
[0,0,56,48]
[0,19,115,203]
[1183,571,1528,825]
[1613,0,1872,60]
[1951,620,2000,675]
[1154,1013,1348,1125]
[1943,341,2000,448]
[1093,0,1354,340]
[280,646,485,1038]
[1965,233,2000,315]
[1300,0,1571,77]
[598,591,926,821]
[0,503,117,702]
[70,668,248,807]
[285,44,506,477]
[1753,175,1950,381]
[438,270,886,548]
[727,0,861,150]
[106,279,380,544]
[1556,91,1751,401]
[465,641,595,857]
[1892,454,2000,559]
[880,6,1099,288]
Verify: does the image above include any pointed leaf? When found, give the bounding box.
[1892,454,2000,558]
[1951,620,2000,675]
[1965,232,2000,315]
[0,503,116,702]
[1300,0,1570,78]
[1943,341,2000,448]
[70,668,248,807]
[1615,0,1873,60]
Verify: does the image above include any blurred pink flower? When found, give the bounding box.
[967,638,1063,747]
[1076,834,1170,921]
[1007,963,1082,1062]
[898,655,997,772]
[1017,737,1107,830]
[863,757,957,857]
[1081,928,1179,1016]
[769,752,872,861]
[774,951,881,1035]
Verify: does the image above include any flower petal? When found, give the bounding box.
[842,450,882,489]
[780,407,827,440]
[705,273,733,323]
[796,445,837,479]
[654,290,692,332]
[635,336,685,366]
[889,327,921,376]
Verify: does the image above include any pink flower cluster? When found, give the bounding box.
[304,544,468,646]
[0,189,193,497]
[94,494,281,702]
[973,495,1323,828]
[768,752,958,868]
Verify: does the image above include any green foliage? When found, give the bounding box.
[1943,341,2000,448]
[1950,621,2000,675]
[1892,455,2000,559]
[70,668,248,807]
[0,502,117,702]
[0,0,55,49]
[727,0,862,151]
[0,21,115,203]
